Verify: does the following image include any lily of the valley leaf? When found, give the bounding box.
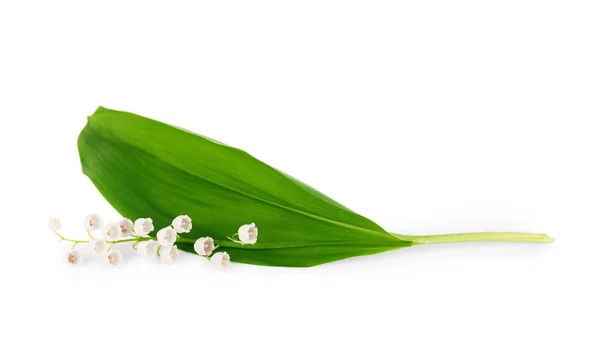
[76,106,554,267]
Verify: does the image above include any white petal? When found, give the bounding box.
[193,238,204,255]
[169,246,179,261]
[238,232,250,243]
[206,239,215,255]
[211,253,223,268]
[238,224,252,233]
[146,240,158,253]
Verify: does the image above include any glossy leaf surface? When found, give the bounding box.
[78,107,411,266]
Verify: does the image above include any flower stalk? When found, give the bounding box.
[56,232,148,247]
[50,214,257,268]
[394,232,554,245]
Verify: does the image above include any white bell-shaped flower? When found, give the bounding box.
[118,218,133,237]
[211,252,230,269]
[238,223,258,244]
[157,226,177,246]
[84,213,103,231]
[89,240,107,254]
[137,240,158,257]
[172,215,192,233]
[48,218,61,232]
[67,250,81,265]
[159,245,179,262]
[134,218,154,236]
[194,237,215,256]
[106,251,122,266]
[103,223,122,240]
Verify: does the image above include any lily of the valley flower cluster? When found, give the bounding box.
[48,214,258,269]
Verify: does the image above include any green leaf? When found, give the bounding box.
[77,106,412,266]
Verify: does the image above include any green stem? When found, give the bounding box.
[394,232,555,245]
[225,236,244,245]
[56,232,88,248]
[56,232,206,250]
[56,233,158,246]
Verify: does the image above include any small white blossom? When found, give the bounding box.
[67,250,81,265]
[134,218,154,236]
[157,226,177,246]
[89,240,107,254]
[172,215,192,233]
[48,218,61,232]
[137,240,158,257]
[194,237,215,256]
[84,213,103,231]
[238,223,258,244]
[118,218,133,237]
[211,252,230,269]
[106,251,122,266]
[159,245,179,262]
[103,223,122,240]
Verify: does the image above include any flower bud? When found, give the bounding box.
[137,240,158,257]
[103,223,122,240]
[238,223,258,244]
[106,251,122,266]
[67,250,81,265]
[89,240,107,254]
[84,213,103,231]
[172,215,192,233]
[211,252,230,269]
[159,245,178,262]
[118,218,133,237]
[48,218,61,232]
[157,226,177,246]
[134,218,154,236]
[194,237,215,256]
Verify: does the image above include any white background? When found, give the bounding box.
[1,1,598,338]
